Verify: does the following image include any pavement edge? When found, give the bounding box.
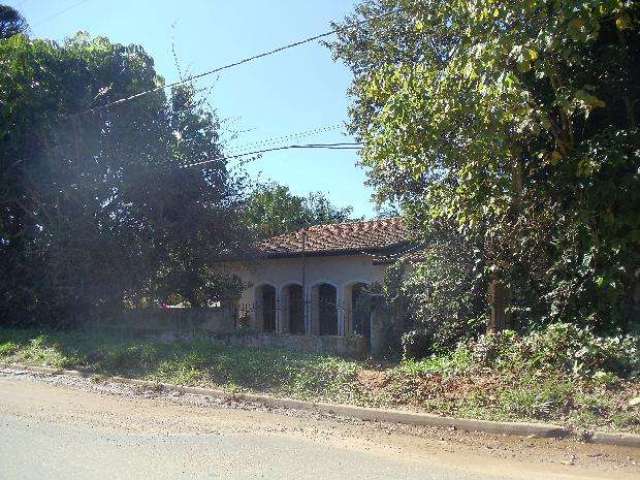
[3,363,639,448]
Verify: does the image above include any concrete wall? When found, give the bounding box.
[91,311,368,359]
[218,255,387,336]
[89,255,390,358]
[94,307,237,337]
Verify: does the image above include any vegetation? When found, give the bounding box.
[330,0,640,349]
[243,182,357,238]
[0,5,26,39]
[382,224,487,357]
[0,32,248,326]
[1,1,639,434]
[1,325,638,433]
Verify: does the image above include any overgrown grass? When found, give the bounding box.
[1,326,638,433]
[0,327,369,405]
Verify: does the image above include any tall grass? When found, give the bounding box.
[1,327,638,432]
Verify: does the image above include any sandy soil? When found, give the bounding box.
[0,368,638,479]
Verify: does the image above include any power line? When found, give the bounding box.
[32,0,92,27]
[179,142,362,169]
[75,10,395,117]
[226,123,344,156]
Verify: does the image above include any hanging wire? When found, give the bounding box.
[71,9,398,117]
[226,123,344,155]
[32,0,93,27]
[180,142,362,169]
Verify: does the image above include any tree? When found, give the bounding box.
[383,221,487,357]
[0,5,27,39]
[140,85,249,308]
[329,1,640,336]
[243,182,357,238]
[0,33,248,325]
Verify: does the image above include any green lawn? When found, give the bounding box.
[1,327,638,434]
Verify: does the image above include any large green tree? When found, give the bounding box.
[243,182,357,238]
[330,1,640,335]
[0,33,247,324]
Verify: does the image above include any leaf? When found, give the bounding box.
[574,90,606,111]
[549,151,563,165]
[615,13,633,31]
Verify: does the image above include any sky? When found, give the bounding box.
[9,0,377,217]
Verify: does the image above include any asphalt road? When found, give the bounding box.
[0,373,636,480]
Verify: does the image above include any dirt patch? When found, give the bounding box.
[357,369,389,390]
[1,367,640,478]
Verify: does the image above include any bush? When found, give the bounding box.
[401,328,435,360]
[461,330,522,368]
[459,324,640,378]
[383,225,487,359]
[0,341,18,357]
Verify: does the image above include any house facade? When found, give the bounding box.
[221,217,414,342]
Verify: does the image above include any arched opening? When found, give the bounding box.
[256,284,276,332]
[282,284,305,335]
[312,283,338,336]
[350,283,372,339]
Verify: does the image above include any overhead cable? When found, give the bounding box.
[74,10,396,117]
[179,142,361,169]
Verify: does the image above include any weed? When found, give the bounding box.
[1,326,639,434]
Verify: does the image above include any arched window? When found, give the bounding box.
[312,283,338,336]
[282,283,305,335]
[255,284,276,333]
[350,283,371,338]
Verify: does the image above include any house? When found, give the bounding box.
[221,217,417,345]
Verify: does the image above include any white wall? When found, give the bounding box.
[219,255,387,336]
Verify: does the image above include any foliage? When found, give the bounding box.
[383,223,487,357]
[242,181,357,238]
[0,33,248,325]
[1,326,638,432]
[0,5,27,39]
[0,327,369,404]
[459,323,640,378]
[329,0,640,333]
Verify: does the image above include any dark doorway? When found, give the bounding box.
[351,283,371,339]
[318,283,338,336]
[286,284,305,335]
[260,285,276,332]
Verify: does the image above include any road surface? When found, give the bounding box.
[0,372,637,479]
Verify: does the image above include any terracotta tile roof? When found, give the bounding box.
[257,217,412,258]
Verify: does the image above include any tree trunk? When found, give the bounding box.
[632,278,640,328]
[487,277,509,334]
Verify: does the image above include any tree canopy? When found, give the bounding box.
[0,32,248,324]
[0,5,27,39]
[330,0,640,335]
[242,182,357,238]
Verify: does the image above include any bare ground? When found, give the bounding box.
[0,368,639,479]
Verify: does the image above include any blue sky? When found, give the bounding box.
[9,0,376,217]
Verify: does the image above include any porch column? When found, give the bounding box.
[253,293,263,332]
[307,285,321,335]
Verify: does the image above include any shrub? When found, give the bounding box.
[0,341,18,357]
[384,226,487,359]
[459,324,640,378]
[400,328,435,360]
